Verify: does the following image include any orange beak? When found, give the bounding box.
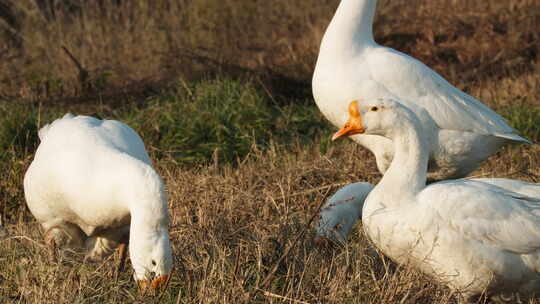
[332,101,365,141]
[138,275,170,291]
[151,275,170,289]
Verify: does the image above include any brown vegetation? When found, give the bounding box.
[2,142,539,303]
[0,0,538,104]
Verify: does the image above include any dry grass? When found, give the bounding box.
[0,0,538,103]
[1,142,539,303]
[0,0,539,303]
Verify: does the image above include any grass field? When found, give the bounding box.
[0,0,539,303]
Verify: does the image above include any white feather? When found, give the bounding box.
[314,179,540,247]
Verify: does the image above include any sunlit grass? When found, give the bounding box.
[501,104,540,143]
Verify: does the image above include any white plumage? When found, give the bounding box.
[313,0,530,180]
[314,182,373,246]
[314,179,540,248]
[24,113,173,289]
[333,99,540,302]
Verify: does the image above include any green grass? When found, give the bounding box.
[501,104,540,143]
[120,78,333,165]
[1,77,538,170]
[1,77,536,237]
[0,77,333,167]
[0,103,40,159]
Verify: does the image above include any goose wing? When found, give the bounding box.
[424,180,540,253]
[366,47,529,142]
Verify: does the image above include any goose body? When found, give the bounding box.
[333,99,540,301]
[24,114,172,288]
[314,179,540,247]
[313,0,529,180]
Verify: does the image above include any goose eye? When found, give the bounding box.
[151,260,156,266]
[370,106,379,112]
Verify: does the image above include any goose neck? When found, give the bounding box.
[320,0,377,53]
[377,118,429,200]
[126,168,169,239]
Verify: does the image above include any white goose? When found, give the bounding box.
[24,114,173,289]
[313,0,530,180]
[333,99,540,302]
[314,179,540,247]
[314,182,373,246]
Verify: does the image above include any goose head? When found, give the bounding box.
[332,98,410,140]
[129,220,173,290]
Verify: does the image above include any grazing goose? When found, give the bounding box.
[313,0,530,180]
[314,178,540,248]
[332,99,540,302]
[24,114,172,289]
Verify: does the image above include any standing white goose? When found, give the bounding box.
[313,0,530,180]
[314,182,373,246]
[333,99,540,302]
[24,114,173,289]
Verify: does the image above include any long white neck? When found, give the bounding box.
[319,0,377,57]
[371,114,429,207]
[127,172,169,278]
[129,200,168,238]
[125,166,168,245]
[129,201,168,243]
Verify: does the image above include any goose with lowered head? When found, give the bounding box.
[313,0,530,180]
[24,114,173,290]
[333,99,540,302]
